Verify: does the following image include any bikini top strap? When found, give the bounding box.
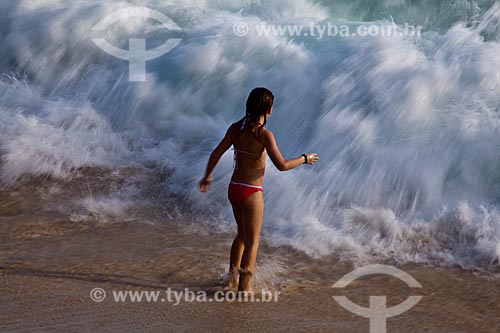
[233,148,262,156]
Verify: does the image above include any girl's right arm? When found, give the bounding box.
[263,129,318,171]
[198,125,233,192]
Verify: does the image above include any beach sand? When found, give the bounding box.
[1,170,500,332]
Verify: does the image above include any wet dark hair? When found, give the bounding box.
[241,87,274,138]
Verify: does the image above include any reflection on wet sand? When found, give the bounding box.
[1,170,500,332]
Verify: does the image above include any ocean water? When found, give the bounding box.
[1,0,500,271]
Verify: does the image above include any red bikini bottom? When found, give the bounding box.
[228,181,263,206]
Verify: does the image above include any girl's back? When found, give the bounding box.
[230,118,266,186]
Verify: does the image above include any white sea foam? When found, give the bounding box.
[1,0,500,270]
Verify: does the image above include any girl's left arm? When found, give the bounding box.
[198,125,233,192]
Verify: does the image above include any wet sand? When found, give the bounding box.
[1,171,500,332]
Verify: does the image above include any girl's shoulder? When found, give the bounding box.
[228,120,242,141]
[261,126,272,135]
[261,127,274,143]
[231,118,244,129]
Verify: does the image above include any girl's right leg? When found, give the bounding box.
[238,191,264,292]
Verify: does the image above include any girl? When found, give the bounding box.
[198,87,318,292]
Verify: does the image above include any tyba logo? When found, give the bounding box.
[332,264,423,333]
[91,7,182,81]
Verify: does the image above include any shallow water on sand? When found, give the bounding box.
[1,168,500,332]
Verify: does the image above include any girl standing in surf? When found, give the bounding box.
[198,87,319,292]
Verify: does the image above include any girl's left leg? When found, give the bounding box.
[228,203,245,288]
